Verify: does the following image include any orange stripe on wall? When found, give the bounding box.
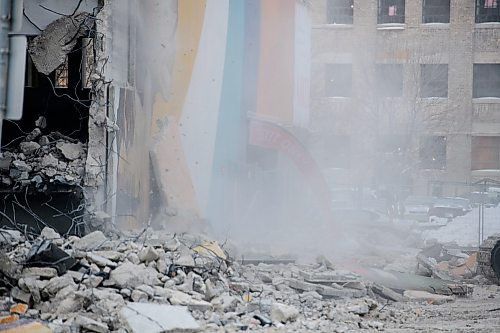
[152,0,207,133]
[256,0,295,124]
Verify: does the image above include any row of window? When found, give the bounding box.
[325,64,500,98]
[325,135,500,170]
[328,0,500,25]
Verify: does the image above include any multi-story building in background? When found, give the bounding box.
[310,0,500,197]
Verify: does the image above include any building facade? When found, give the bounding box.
[310,0,500,197]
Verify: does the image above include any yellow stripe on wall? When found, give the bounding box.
[150,0,208,224]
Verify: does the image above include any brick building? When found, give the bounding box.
[310,0,500,196]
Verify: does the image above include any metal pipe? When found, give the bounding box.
[6,0,25,120]
[0,0,12,114]
[6,35,26,120]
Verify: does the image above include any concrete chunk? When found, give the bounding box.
[29,14,92,75]
[22,267,58,279]
[120,303,200,333]
[0,254,22,279]
[270,303,299,323]
[92,250,123,261]
[403,290,455,305]
[56,142,84,160]
[0,229,22,245]
[87,252,118,268]
[12,160,31,172]
[109,263,160,289]
[288,279,365,298]
[75,315,108,333]
[73,231,107,251]
[139,246,159,263]
[11,287,32,305]
[19,142,40,155]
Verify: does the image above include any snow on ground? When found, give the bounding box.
[421,206,500,247]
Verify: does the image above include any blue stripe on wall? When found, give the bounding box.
[207,0,247,228]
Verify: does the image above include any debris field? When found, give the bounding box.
[0,227,498,333]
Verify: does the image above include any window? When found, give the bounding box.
[325,64,352,97]
[473,64,500,98]
[378,0,405,24]
[54,57,68,88]
[324,135,350,168]
[472,136,500,170]
[376,64,403,97]
[476,0,500,23]
[327,0,354,24]
[422,0,450,23]
[420,136,447,169]
[420,64,448,98]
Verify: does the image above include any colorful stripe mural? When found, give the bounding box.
[148,0,322,229]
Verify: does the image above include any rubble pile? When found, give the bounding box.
[416,242,478,281]
[0,129,87,191]
[0,227,419,333]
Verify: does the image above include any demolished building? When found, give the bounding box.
[0,0,324,239]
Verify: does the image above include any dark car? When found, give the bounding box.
[462,191,500,208]
[428,197,472,219]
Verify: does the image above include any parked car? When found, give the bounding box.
[428,197,472,219]
[402,195,437,222]
[462,191,500,208]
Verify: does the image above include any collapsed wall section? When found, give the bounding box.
[0,1,109,235]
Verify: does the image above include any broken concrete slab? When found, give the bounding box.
[87,252,118,268]
[43,276,76,297]
[19,142,40,156]
[0,230,23,245]
[403,290,455,305]
[11,287,32,305]
[26,128,42,142]
[39,228,61,242]
[22,267,58,279]
[12,160,31,172]
[0,254,22,279]
[351,266,467,296]
[299,270,359,284]
[75,315,108,333]
[288,279,365,298]
[72,231,107,251]
[28,13,93,75]
[138,246,159,263]
[40,154,59,168]
[120,303,200,333]
[18,278,43,304]
[0,154,13,170]
[270,303,299,323]
[108,262,160,289]
[91,250,122,261]
[193,241,227,260]
[371,284,406,302]
[56,142,84,161]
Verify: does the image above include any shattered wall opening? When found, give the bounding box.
[0,34,93,235]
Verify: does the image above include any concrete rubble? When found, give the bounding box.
[416,242,478,281]
[0,227,485,333]
[0,130,87,191]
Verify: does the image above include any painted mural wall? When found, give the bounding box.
[112,0,313,230]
